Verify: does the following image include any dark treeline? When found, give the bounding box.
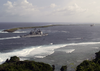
[0,56,53,71]
[76,51,100,71]
[0,56,67,71]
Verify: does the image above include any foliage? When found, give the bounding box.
[76,50,100,71]
[60,65,67,71]
[0,56,53,71]
[95,51,100,62]
[76,60,100,71]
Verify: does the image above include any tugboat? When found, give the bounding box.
[20,29,48,38]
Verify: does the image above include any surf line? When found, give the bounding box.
[0,36,20,40]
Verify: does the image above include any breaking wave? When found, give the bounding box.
[67,38,82,40]
[0,36,20,40]
[0,44,67,63]
[43,30,69,33]
[0,41,100,64]
[92,47,99,49]
[0,29,8,33]
[13,31,28,33]
[57,49,75,53]
[65,49,75,53]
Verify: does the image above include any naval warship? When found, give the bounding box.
[20,29,48,38]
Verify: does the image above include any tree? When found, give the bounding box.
[60,65,67,71]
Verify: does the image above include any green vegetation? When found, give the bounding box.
[0,56,53,71]
[3,24,63,33]
[4,28,19,32]
[60,65,67,71]
[76,51,100,71]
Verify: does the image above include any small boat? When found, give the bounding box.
[20,29,48,38]
[90,24,94,27]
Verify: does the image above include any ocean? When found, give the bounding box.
[0,23,100,71]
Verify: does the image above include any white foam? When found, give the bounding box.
[62,31,69,33]
[92,47,99,49]
[13,31,27,33]
[56,49,75,53]
[0,36,20,40]
[25,42,100,59]
[65,49,75,53]
[28,44,67,57]
[67,38,82,40]
[65,42,100,46]
[0,41,100,64]
[0,44,67,64]
[50,43,53,45]
[0,30,8,33]
[0,47,36,63]
[43,30,69,33]
[34,56,46,58]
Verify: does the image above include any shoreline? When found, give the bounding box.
[3,24,64,33]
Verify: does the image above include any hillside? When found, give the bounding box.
[0,56,53,71]
[76,51,100,71]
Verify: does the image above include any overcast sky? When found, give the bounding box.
[0,0,100,23]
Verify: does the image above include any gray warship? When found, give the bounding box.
[20,29,48,38]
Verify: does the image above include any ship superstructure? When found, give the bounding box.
[20,29,48,38]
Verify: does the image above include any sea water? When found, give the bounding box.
[0,23,100,71]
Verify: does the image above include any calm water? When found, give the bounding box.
[0,23,100,71]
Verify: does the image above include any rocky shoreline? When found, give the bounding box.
[3,24,64,33]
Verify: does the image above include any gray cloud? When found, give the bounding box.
[49,3,87,16]
[50,3,57,8]
[0,0,100,23]
[3,0,39,16]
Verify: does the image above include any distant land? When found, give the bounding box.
[3,24,96,33]
[3,24,65,33]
